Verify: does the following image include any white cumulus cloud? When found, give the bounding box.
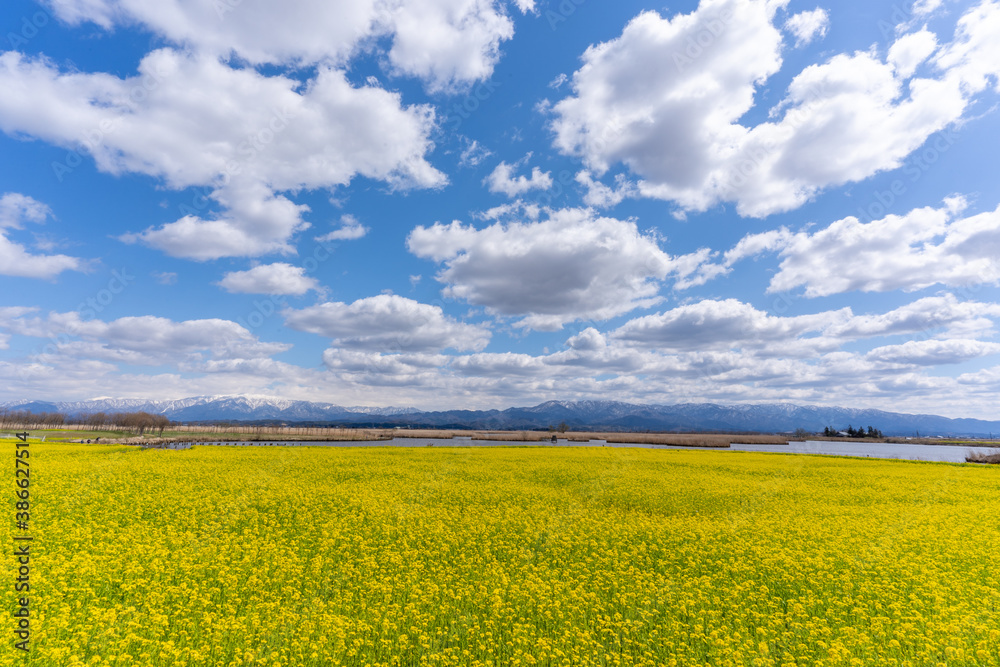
[867,339,1000,366]
[611,298,845,354]
[888,28,938,77]
[784,8,829,47]
[551,0,1000,218]
[316,215,369,242]
[0,193,51,228]
[610,294,1000,356]
[575,171,638,208]
[485,157,554,197]
[40,0,527,93]
[1,310,289,366]
[825,294,1000,339]
[0,193,86,279]
[727,198,1000,297]
[407,208,682,330]
[0,49,444,260]
[218,263,319,295]
[284,294,490,352]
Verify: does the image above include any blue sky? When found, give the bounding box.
[1,0,999,417]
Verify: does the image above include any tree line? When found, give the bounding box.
[0,409,170,435]
[0,410,65,429]
[823,425,883,438]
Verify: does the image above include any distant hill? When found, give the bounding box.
[0,395,419,423]
[370,400,1000,437]
[3,396,999,437]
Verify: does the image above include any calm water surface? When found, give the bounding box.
[730,440,999,463]
[186,438,1000,463]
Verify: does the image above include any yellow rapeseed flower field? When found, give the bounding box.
[3,443,999,666]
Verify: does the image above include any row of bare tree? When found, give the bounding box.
[0,410,65,429]
[83,411,171,435]
[0,409,171,435]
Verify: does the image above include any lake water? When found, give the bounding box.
[729,440,1000,463]
[183,438,1000,463]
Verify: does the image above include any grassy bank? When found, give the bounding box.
[4,426,789,447]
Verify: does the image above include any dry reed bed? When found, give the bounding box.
[168,424,389,439]
[65,428,390,444]
[171,428,389,442]
[389,429,788,447]
[605,432,787,446]
[53,424,788,447]
[887,437,1000,447]
[965,450,1000,464]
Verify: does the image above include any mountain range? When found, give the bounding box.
[3,395,1000,437]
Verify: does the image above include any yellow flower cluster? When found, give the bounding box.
[3,444,999,666]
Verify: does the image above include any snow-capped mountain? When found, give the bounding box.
[0,395,420,422]
[2,396,999,436]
